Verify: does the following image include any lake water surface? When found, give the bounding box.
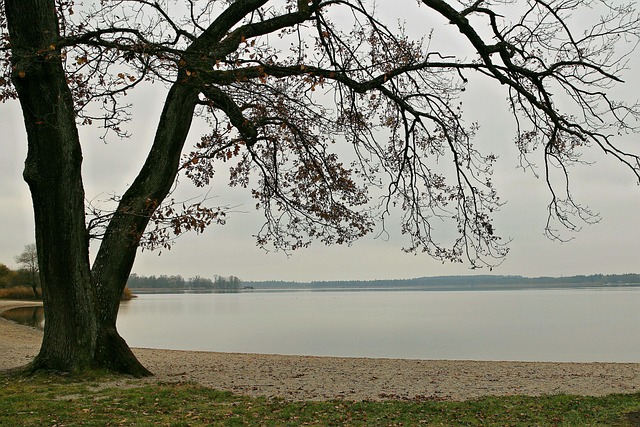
[114,288,640,362]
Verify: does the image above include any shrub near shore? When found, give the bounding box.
[0,286,39,300]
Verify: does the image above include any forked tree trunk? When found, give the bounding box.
[6,0,97,372]
[7,0,200,376]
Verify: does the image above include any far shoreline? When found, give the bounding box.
[128,282,640,294]
[0,299,42,313]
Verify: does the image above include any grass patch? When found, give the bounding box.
[1,371,639,426]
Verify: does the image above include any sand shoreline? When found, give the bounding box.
[1,300,639,401]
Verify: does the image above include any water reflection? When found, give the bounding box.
[4,288,640,362]
[115,289,640,362]
[1,306,44,329]
[1,303,132,329]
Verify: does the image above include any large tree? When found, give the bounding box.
[1,0,638,375]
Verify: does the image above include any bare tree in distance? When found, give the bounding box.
[1,0,638,375]
[14,243,39,298]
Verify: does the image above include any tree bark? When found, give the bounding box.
[5,0,97,372]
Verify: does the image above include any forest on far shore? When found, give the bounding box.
[126,273,640,292]
[126,273,242,291]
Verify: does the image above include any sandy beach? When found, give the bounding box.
[1,300,639,401]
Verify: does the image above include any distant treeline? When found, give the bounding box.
[245,274,640,291]
[126,273,640,293]
[0,263,37,289]
[127,273,242,291]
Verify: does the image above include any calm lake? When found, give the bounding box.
[108,288,640,363]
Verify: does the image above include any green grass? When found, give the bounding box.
[1,371,639,426]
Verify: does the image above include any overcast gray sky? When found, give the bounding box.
[1,2,639,282]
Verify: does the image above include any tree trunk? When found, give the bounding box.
[5,0,97,372]
[7,0,200,376]
[91,82,199,376]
